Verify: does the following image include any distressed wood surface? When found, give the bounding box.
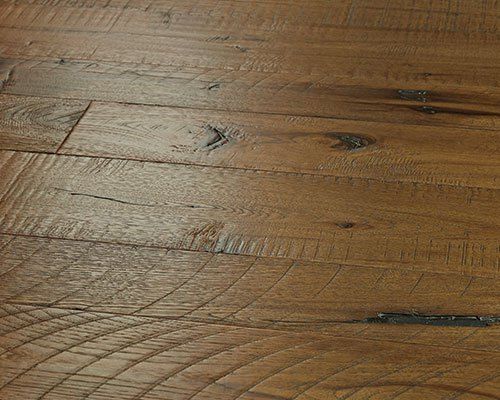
[1,58,498,132]
[59,101,500,188]
[0,0,499,398]
[1,24,498,78]
[0,235,499,327]
[1,304,499,400]
[0,94,89,152]
[2,0,498,35]
[0,151,499,278]
[0,2,497,69]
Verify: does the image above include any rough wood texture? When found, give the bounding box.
[59,101,500,188]
[0,151,499,278]
[0,2,497,70]
[0,0,499,398]
[1,235,498,326]
[1,59,498,132]
[1,305,499,400]
[2,0,498,36]
[0,94,89,152]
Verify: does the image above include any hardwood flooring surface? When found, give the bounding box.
[0,1,499,399]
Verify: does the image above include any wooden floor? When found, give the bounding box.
[0,0,499,399]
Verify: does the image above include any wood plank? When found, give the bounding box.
[0,3,121,32]
[0,151,498,277]
[1,59,498,131]
[0,0,130,8]
[0,4,498,90]
[1,1,499,398]
[0,94,89,152]
[114,0,500,38]
[0,24,497,77]
[59,101,500,189]
[2,1,497,42]
[0,304,499,400]
[0,234,498,326]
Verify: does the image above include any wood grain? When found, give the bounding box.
[3,0,498,36]
[0,2,497,65]
[0,234,498,326]
[0,151,498,277]
[1,59,498,132]
[1,21,498,101]
[1,23,498,78]
[59,101,500,189]
[0,94,89,152]
[1,1,499,397]
[1,304,499,400]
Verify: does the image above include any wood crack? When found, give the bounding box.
[53,187,156,207]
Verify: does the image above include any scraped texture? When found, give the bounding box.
[0,151,499,277]
[60,102,500,188]
[0,0,499,397]
[2,59,498,132]
[1,305,499,400]
[1,235,498,326]
[0,94,89,152]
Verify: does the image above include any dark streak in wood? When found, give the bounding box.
[327,132,375,151]
[415,105,500,117]
[336,222,355,229]
[398,89,429,102]
[207,35,231,42]
[361,313,500,327]
[53,187,157,207]
[207,82,221,90]
[235,45,248,52]
[418,106,438,114]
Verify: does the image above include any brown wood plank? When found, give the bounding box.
[59,101,500,189]
[0,0,129,7]
[0,234,498,326]
[1,1,497,41]
[0,3,121,32]
[1,59,498,131]
[113,0,500,39]
[0,304,499,400]
[0,94,89,152]
[1,1,499,398]
[0,151,498,277]
[0,23,497,77]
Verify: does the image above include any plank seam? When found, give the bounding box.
[55,100,93,153]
